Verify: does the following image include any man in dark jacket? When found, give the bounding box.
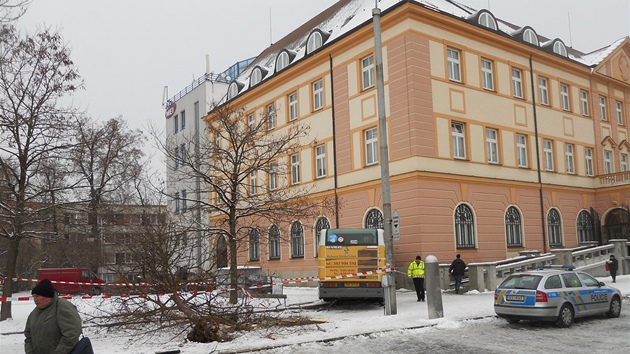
[449,254,466,294]
[24,279,82,354]
[608,254,619,283]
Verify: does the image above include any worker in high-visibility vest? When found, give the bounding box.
[407,255,425,301]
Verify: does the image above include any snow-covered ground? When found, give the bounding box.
[1,275,628,353]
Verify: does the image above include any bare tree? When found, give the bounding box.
[158,103,332,305]
[68,115,147,271]
[0,25,82,320]
[0,0,30,23]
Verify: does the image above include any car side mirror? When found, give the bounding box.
[598,281,605,286]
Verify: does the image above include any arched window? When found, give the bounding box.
[276,51,290,72]
[577,210,594,243]
[269,225,280,260]
[364,208,384,229]
[307,31,323,54]
[553,40,568,57]
[314,216,331,257]
[290,221,304,258]
[455,204,476,249]
[505,206,523,247]
[216,235,228,268]
[547,208,563,247]
[248,229,260,261]
[227,81,243,100]
[250,67,262,86]
[523,28,539,46]
[478,12,497,30]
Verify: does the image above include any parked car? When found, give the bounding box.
[494,266,622,327]
[38,268,105,295]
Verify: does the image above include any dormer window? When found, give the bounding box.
[478,12,497,30]
[553,40,568,57]
[306,29,330,54]
[250,68,262,86]
[523,28,539,46]
[276,52,290,71]
[227,82,241,100]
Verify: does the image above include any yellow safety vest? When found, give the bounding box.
[408,260,425,278]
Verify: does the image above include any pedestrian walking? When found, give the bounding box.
[449,254,466,294]
[24,279,83,354]
[607,254,619,283]
[407,255,425,301]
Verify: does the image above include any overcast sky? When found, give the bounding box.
[15,0,630,173]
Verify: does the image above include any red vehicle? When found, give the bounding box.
[37,268,105,295]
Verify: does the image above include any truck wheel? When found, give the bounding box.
[91,287,102,296]
[555,303,573,328]
[606,296,621,318]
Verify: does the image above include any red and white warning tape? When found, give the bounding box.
[0,268,396,302]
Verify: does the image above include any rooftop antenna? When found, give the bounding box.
[567,12,573,47]
[269,7,273,46]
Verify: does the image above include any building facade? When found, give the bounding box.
[206,0,629,279]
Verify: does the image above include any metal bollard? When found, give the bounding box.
[425,255,444,319]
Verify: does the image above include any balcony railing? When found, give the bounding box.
[164,73,230,107]
[598,171,630,186]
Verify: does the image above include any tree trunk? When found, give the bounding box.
[1,236,22,321]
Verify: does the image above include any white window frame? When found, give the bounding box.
[269,162,277,190]
[544,139,554,171]
[315,144,326,178]
[600,96,608,121]
[250,68,262,86]
[580,90,589,116]
[616,101,624,125]
[267,102,275,129]
[452,122,466,159]
[511,68,523,98]
[523,28,539,45]
[565,144,575,174]
[307,32,323,53]
[560,84,570,111]
[365,127,378,165]
[289,92,298,121]
[447,48,461,82]
[248,113,255,132]
[313,80,324,111]
[250,170,257,195]
[291,153,300,185]
[604,150,613,174]
[585,148,594,176]
[621,153,628,172]
[481,58,494,91]
[517,134,528,168]
[478,12,497,30]
[276,52,290,71]
[361,55,375,90]
[486,128,499,164]
[538,77,549,105]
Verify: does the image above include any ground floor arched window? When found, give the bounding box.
[505,206,523,247]
[577,210,594,243]
[365,208,384,229]
[290,221,304,258]
[454,204,475,249]
[547,208,563,247]
[269,224,280,260]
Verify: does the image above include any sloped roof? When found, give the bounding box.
[226,0,626,100]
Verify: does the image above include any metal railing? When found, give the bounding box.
[164,73,230,107]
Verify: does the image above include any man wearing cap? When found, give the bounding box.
[24,279,82,354]
[407,255,426,302]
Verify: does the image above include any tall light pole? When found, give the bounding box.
[373,3,397,315]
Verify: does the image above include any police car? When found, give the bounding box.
[494,266,622,327]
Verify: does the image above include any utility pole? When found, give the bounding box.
[373,3,397,316]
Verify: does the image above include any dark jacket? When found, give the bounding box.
[449,258,466,276]
[608,258,619,272]
[24,296,82,354]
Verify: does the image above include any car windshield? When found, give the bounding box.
[498,274,542,290]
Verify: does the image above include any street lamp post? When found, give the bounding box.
[373,3,397,316]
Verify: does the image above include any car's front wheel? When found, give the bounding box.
[606,296,621,318]
[555,303,574,328]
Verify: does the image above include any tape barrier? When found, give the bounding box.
[0,277,214,288]
[0,268,396,302]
